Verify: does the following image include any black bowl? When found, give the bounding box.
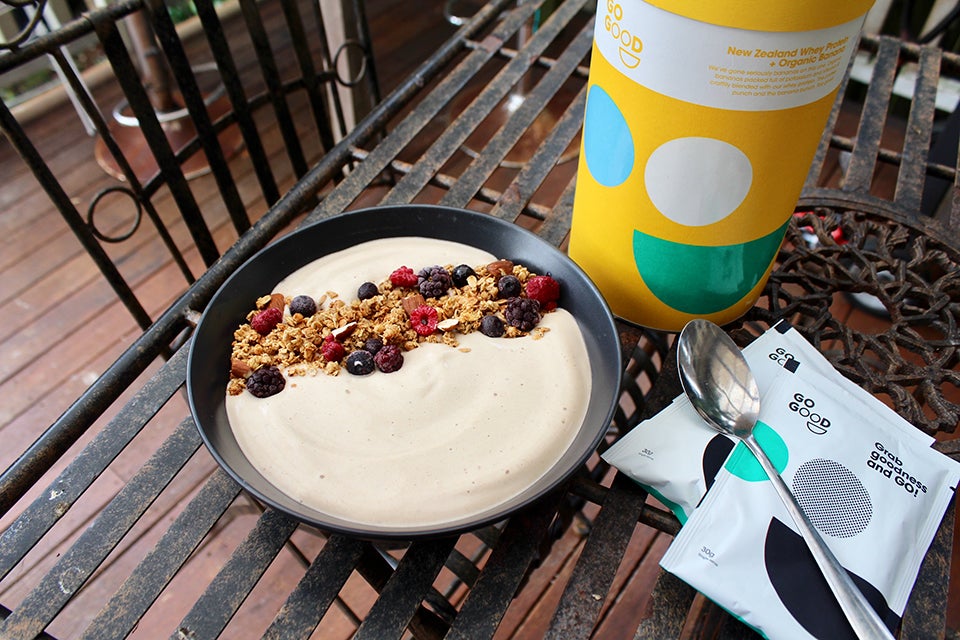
[187,205,622,539]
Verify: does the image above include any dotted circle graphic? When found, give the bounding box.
[643,137,752,227]
[791,458,873,538]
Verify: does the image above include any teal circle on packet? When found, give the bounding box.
[631,218,789,314]
[724,421,788,481]
[583,84,634,187]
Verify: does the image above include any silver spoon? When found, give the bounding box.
[677,319,894,640]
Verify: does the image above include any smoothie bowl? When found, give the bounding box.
[187,205,622,539]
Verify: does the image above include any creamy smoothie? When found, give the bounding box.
[225,237,592,528]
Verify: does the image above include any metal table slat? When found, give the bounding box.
[537,173,578,247]
[304,0,528,221]
[437,24,592,210]
[445,494,563,640]
[481,85,586,219]
[545,474,651,639]
[0,418,205,639]
[352,538,457,640]
[78,468,242,639]
[380,0,590,207]
[0,346,189,580]
[173,508,300,639]
[262,535,366,639]
[894,45,941,210]
[843,36,901,194]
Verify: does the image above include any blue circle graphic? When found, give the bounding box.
[583,84,634,187]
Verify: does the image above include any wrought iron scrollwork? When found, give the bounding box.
[86,185,143,243]
[0,0,50,50]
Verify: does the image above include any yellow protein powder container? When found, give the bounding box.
[569,0,874,331]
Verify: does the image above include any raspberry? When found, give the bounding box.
[525,275,560,310]
[321,336,345,361]
[497,275,521,298]
[451,264,476,287]
[504,297,540,331]
[345,350,375,375]
[409,304,439,336]
[417,265,453,298]
[246,365,285,398]
[357,281,379,300]
[250,307,283,335]
[374,344,404,373]
[389,266,419,288]
[363,337,384,355]
[289,295,316,317]
[480,315,505,337]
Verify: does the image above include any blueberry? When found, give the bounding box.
[357,282,380,300]
[345,350,375,375]
[451,264,476,287]
[497,275,521,298]
[480,315,505,337]
[363,337,384,355]
[289,295,316,317]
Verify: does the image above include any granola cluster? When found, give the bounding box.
[228,260,558,395]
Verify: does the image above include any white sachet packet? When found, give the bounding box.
[602,321,933,522]
[659,368,960,639]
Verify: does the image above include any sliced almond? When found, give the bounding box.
[268,293,286,310]
[486,259,514,277]
[402,293,426,316]
[437,318,459,331]
[331,321,357,340]
[231,359,252,378]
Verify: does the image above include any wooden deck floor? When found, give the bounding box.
[1,2,958,638]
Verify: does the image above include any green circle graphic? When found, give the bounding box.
[723,421,789,481]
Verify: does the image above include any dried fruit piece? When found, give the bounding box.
[417,265,453,298]
[345,350,375,375]
[251,307,283,335]
[497,275,521,298]
[374,345,404,373]
[525,275,561,309]
[247,365,285,398]
[504,297,540,331]
[267,293,286,310]
[389,266,419,288]
[289,295,317,317]
[409,304,439,336]
[321,336,346,361]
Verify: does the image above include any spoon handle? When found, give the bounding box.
[742,434,895,640]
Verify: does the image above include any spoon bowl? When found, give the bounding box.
[677,319,895,640]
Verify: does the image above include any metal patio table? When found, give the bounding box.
[2,0,960,637]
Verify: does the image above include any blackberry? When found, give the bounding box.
[374,344,404,373]
[289,295,316,317]
[417,265,453,298]
[504,297,541,331]
[497,275,522,298]
[357,281,380,300]
[363,337,384,355]
[246,365,285,398]
[345,350,376,375]
[480,314,505,337]
[451,264,476,287]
